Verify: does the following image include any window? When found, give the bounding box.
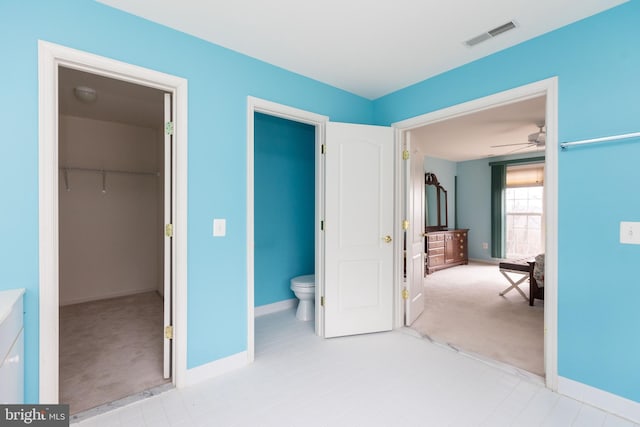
[505,164,544,259]
[490,158,544,259]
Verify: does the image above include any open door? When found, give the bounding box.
[404,138,425,325]
[163,93,173,379]
[323,122,394,338]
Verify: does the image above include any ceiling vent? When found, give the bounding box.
[464,21,517,47]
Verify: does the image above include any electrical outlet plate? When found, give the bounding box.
[213,218,226,237]
[620,221,640,245]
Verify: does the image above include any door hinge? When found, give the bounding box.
[321,144,326,154]
[402,150,410,160]
[321,296,325,307]
[402,220,409,230]
[165,121,174,136]
[402,288,409,300]
[164,325,174,339]
[320,220,324,231]
[165,223,174,238]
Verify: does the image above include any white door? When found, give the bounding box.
[405,139,425,325]
[323,122,394,338]
[163,93,173,379]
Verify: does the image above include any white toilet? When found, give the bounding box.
[290,274,315,321]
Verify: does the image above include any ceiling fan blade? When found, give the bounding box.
[502,144,537,155]
[490,142,531,148]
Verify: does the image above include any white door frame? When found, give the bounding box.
[246,97,328,361]
[38,40,189,402]
[391,77,559,390]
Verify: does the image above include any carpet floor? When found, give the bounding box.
[409,262,544,376]
[59,291,170,414]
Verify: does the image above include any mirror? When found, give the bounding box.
[425,172,448,231]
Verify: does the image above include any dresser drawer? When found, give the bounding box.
[427,233,444,242]
[427,240,444,249]
[428,246,445,256]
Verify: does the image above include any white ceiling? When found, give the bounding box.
[63,1,625,161]
[410,95,546,162]
[97,0,627,99]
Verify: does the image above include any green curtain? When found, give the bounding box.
[490,164,506,258]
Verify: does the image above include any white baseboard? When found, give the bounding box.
[184,351,248,387]
[255,298,297,317]
[558,376,640,423]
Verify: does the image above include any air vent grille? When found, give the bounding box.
[488,21,516,37]
[464,20,517,47]
[465,33,492,47]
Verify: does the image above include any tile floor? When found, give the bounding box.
[75,309,638,427]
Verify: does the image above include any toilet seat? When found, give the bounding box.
[291,275,315,288]
[293,282,314,288]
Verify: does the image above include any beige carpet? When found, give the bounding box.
[59,291,170,414]
[410,262,544,376]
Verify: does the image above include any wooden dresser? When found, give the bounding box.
[425,229,469,274]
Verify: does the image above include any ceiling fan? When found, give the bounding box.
[491,122,546,152]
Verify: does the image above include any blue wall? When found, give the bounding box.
[254,113,315,306]
[0,0,372,402]
[374,1,640,403]
[456,153,542,261]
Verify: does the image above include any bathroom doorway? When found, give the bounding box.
[247,98,328,360]
[252,112,317,349]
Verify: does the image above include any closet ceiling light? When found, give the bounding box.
[73,86,97,103]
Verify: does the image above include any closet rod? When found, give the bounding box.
[560,131,640,150]
[61,166,160,177]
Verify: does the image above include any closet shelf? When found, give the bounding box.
[60,166,160,176]
[60,166,160,193]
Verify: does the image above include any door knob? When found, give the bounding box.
[383,235,392,243]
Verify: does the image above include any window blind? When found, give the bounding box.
[506,164,544,187]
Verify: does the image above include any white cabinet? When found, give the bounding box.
[0,289,25,404]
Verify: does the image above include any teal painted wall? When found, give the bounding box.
[254,113,315,307]
[456,153,542,261]
[424,156,456,229]
[374,1,640,403]
[0,0,372,402]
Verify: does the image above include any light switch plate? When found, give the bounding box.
[213,218,226,237]
[620,221,640,244]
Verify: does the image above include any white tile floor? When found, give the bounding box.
[75,309,638,427]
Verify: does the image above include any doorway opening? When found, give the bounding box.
[394,78,558,388]
[407,97,547,376]
[246,98,328,360]
[38,41,188,410]
[253,112,316,346]
[57,67,170,414]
